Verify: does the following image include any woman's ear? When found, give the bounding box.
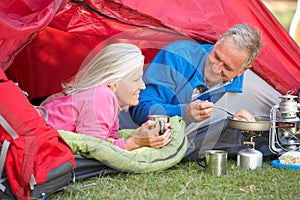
[108,83,117,92]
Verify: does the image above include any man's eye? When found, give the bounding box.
[214,52,221,62]
[223,64,233,71]
[223,65,230,70]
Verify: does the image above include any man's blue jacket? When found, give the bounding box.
[130,40,244,125]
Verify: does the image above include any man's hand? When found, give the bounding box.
[185,100,214,122]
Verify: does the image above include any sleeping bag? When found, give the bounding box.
[59,116,187,173]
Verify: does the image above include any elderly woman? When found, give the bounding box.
[40,43,172,151]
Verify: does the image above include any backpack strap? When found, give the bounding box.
[0,114,38,195]
[34,106,48,122]
[0,140,10,192]
[0,114,19,192]
[0,115,18,140]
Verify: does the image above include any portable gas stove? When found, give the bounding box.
[228,116,270,169]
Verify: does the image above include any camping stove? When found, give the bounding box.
[228,116,270,170]
[237,136,263,170]
[269,94,300,154]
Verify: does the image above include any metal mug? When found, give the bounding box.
[147,115,169,135]
[200,150,228,176]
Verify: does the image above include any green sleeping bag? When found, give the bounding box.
[59,116,187,173]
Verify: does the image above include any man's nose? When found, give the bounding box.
[212,62,223,73]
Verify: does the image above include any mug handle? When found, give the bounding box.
[198,160,206,168]
[198,155,206,168]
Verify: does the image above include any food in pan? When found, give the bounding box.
[233,109,256,122]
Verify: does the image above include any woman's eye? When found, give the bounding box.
[135,77,142,82]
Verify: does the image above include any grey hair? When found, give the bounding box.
[217,23,262,69]
[62,43,145,95]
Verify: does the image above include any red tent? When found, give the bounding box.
[1,0,299,100]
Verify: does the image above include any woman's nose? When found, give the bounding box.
[139,79,146,90]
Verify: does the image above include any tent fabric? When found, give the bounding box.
[1,0,300,99]
[0,0,69,71]
[0,68,7,80]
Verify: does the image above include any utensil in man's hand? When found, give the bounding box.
[213,105,235,116]
[197,100,235,116]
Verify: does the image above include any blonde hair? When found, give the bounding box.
[62,43,145,95]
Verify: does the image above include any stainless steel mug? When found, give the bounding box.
[204,150,228,176]
[147,115,169,135]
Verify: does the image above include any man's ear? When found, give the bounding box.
[238,64,252,76]
[108,83,117,92]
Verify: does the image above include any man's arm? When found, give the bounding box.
[130,40,217,125]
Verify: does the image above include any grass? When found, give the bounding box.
[48,159,299,200]
[272,10,297,31]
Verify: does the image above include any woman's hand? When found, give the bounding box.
[124,120,173,151]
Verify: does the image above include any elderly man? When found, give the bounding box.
[126,23,277,160]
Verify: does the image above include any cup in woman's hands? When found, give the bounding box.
[147,115,169,135]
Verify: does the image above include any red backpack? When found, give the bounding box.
[0,78,76,200]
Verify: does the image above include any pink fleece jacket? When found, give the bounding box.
[42,85,127,149]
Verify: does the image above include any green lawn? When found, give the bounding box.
[48,159,299,200]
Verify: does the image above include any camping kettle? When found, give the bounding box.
[237,141,262,170]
